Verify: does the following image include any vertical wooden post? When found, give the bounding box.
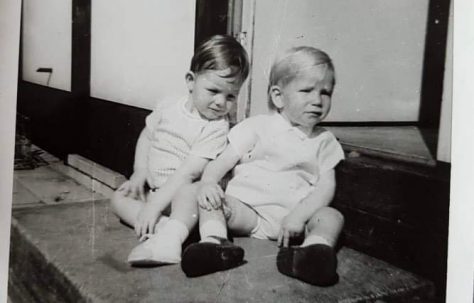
[194,0,228,49]
[71,0,91,97]
[71,0,91,154]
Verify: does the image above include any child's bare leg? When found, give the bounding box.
[168,183,199,231]
[181,195,257,277]
[197,195,258,240]
[277,206,344,286]
[110,189,145,227]
[303,206,344,247]
[127,183,198,266]
[224,195,259,236]
[110,189,169,232]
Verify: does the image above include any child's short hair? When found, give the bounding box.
[268,46,335,110]
[190,35,250,81]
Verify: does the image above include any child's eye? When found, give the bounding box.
[321,90,332,97]
[207,89,219,94]
[227,95,236,101]
[299,88,312,93]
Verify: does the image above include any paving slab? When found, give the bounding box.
[12,179,40,206]
[50,163,116,199]
[9,201,434,303]
[13,165,105,206]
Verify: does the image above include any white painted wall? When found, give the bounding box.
[243,0,429,122]
[90,0,196,110]
[22,0,72,91]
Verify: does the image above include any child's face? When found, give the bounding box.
[272,64,334,133]
[186,68,243,120]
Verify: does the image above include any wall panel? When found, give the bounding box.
[91,0,196,110]
[244,0,429,122]
[22,0,72,91]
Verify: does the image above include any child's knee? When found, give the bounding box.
[309,207,344,228]
[110,189,126,214]
[224,196,258,235]
[222,197,239,223]
[170,183,199,212]
[180,183,199,197]
[325,207,344,225]
[172,183,199,204]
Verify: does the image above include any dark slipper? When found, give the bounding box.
[181,236,245,277]
[277,244,339,286]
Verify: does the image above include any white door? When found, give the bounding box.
[90,0,196,110]
[22,0,72,91]
[238,0,429,122]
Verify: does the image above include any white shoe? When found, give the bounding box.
[127,233,181,266]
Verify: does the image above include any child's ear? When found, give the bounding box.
[269,85,284,109]
[185,72,195,92]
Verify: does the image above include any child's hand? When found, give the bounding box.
[277,214,305,247]
[118,171,147,201]
[135,202,162,238]
[197,181,225,210]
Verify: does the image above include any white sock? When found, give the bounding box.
[200,220,227,244]
[153,216,170,233]
[301,235,331,247]
[159,218,189,244]
[128,219,189,264]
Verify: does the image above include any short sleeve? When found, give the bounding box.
[191,119,229,159]
[145,103,164,133]
[227,116,260,156]
[317,131,345,173]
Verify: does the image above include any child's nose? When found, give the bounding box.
[312,93,322,106]
[214,95,226,107]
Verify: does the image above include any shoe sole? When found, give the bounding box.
[128,258,177,267]
[181,242,244,277]
[277,244,339,286]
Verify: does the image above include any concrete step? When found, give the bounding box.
[332,153,449,299]
[8,152,436,302]
[9,200,435,303]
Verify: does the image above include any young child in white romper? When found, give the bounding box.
[181,46,345,286]
[111,35,249,266]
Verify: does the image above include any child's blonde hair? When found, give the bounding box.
[268,46,335,110]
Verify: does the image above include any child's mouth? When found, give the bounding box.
[306,111,322,117]
[209,108,224,115]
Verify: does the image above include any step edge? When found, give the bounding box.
[9,217,103,303]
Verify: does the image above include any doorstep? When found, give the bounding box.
[9,200,434,303]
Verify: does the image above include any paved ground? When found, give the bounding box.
[8,152,435,302]
[10,200,434,303]
[10,162,432,303]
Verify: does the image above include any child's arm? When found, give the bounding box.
[197,145,241,210]
[117,128,150,202]
[278,169,336,247]
[135,154,209,237]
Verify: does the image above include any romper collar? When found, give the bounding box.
[271,112,316,140]
[182,96,204,120]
